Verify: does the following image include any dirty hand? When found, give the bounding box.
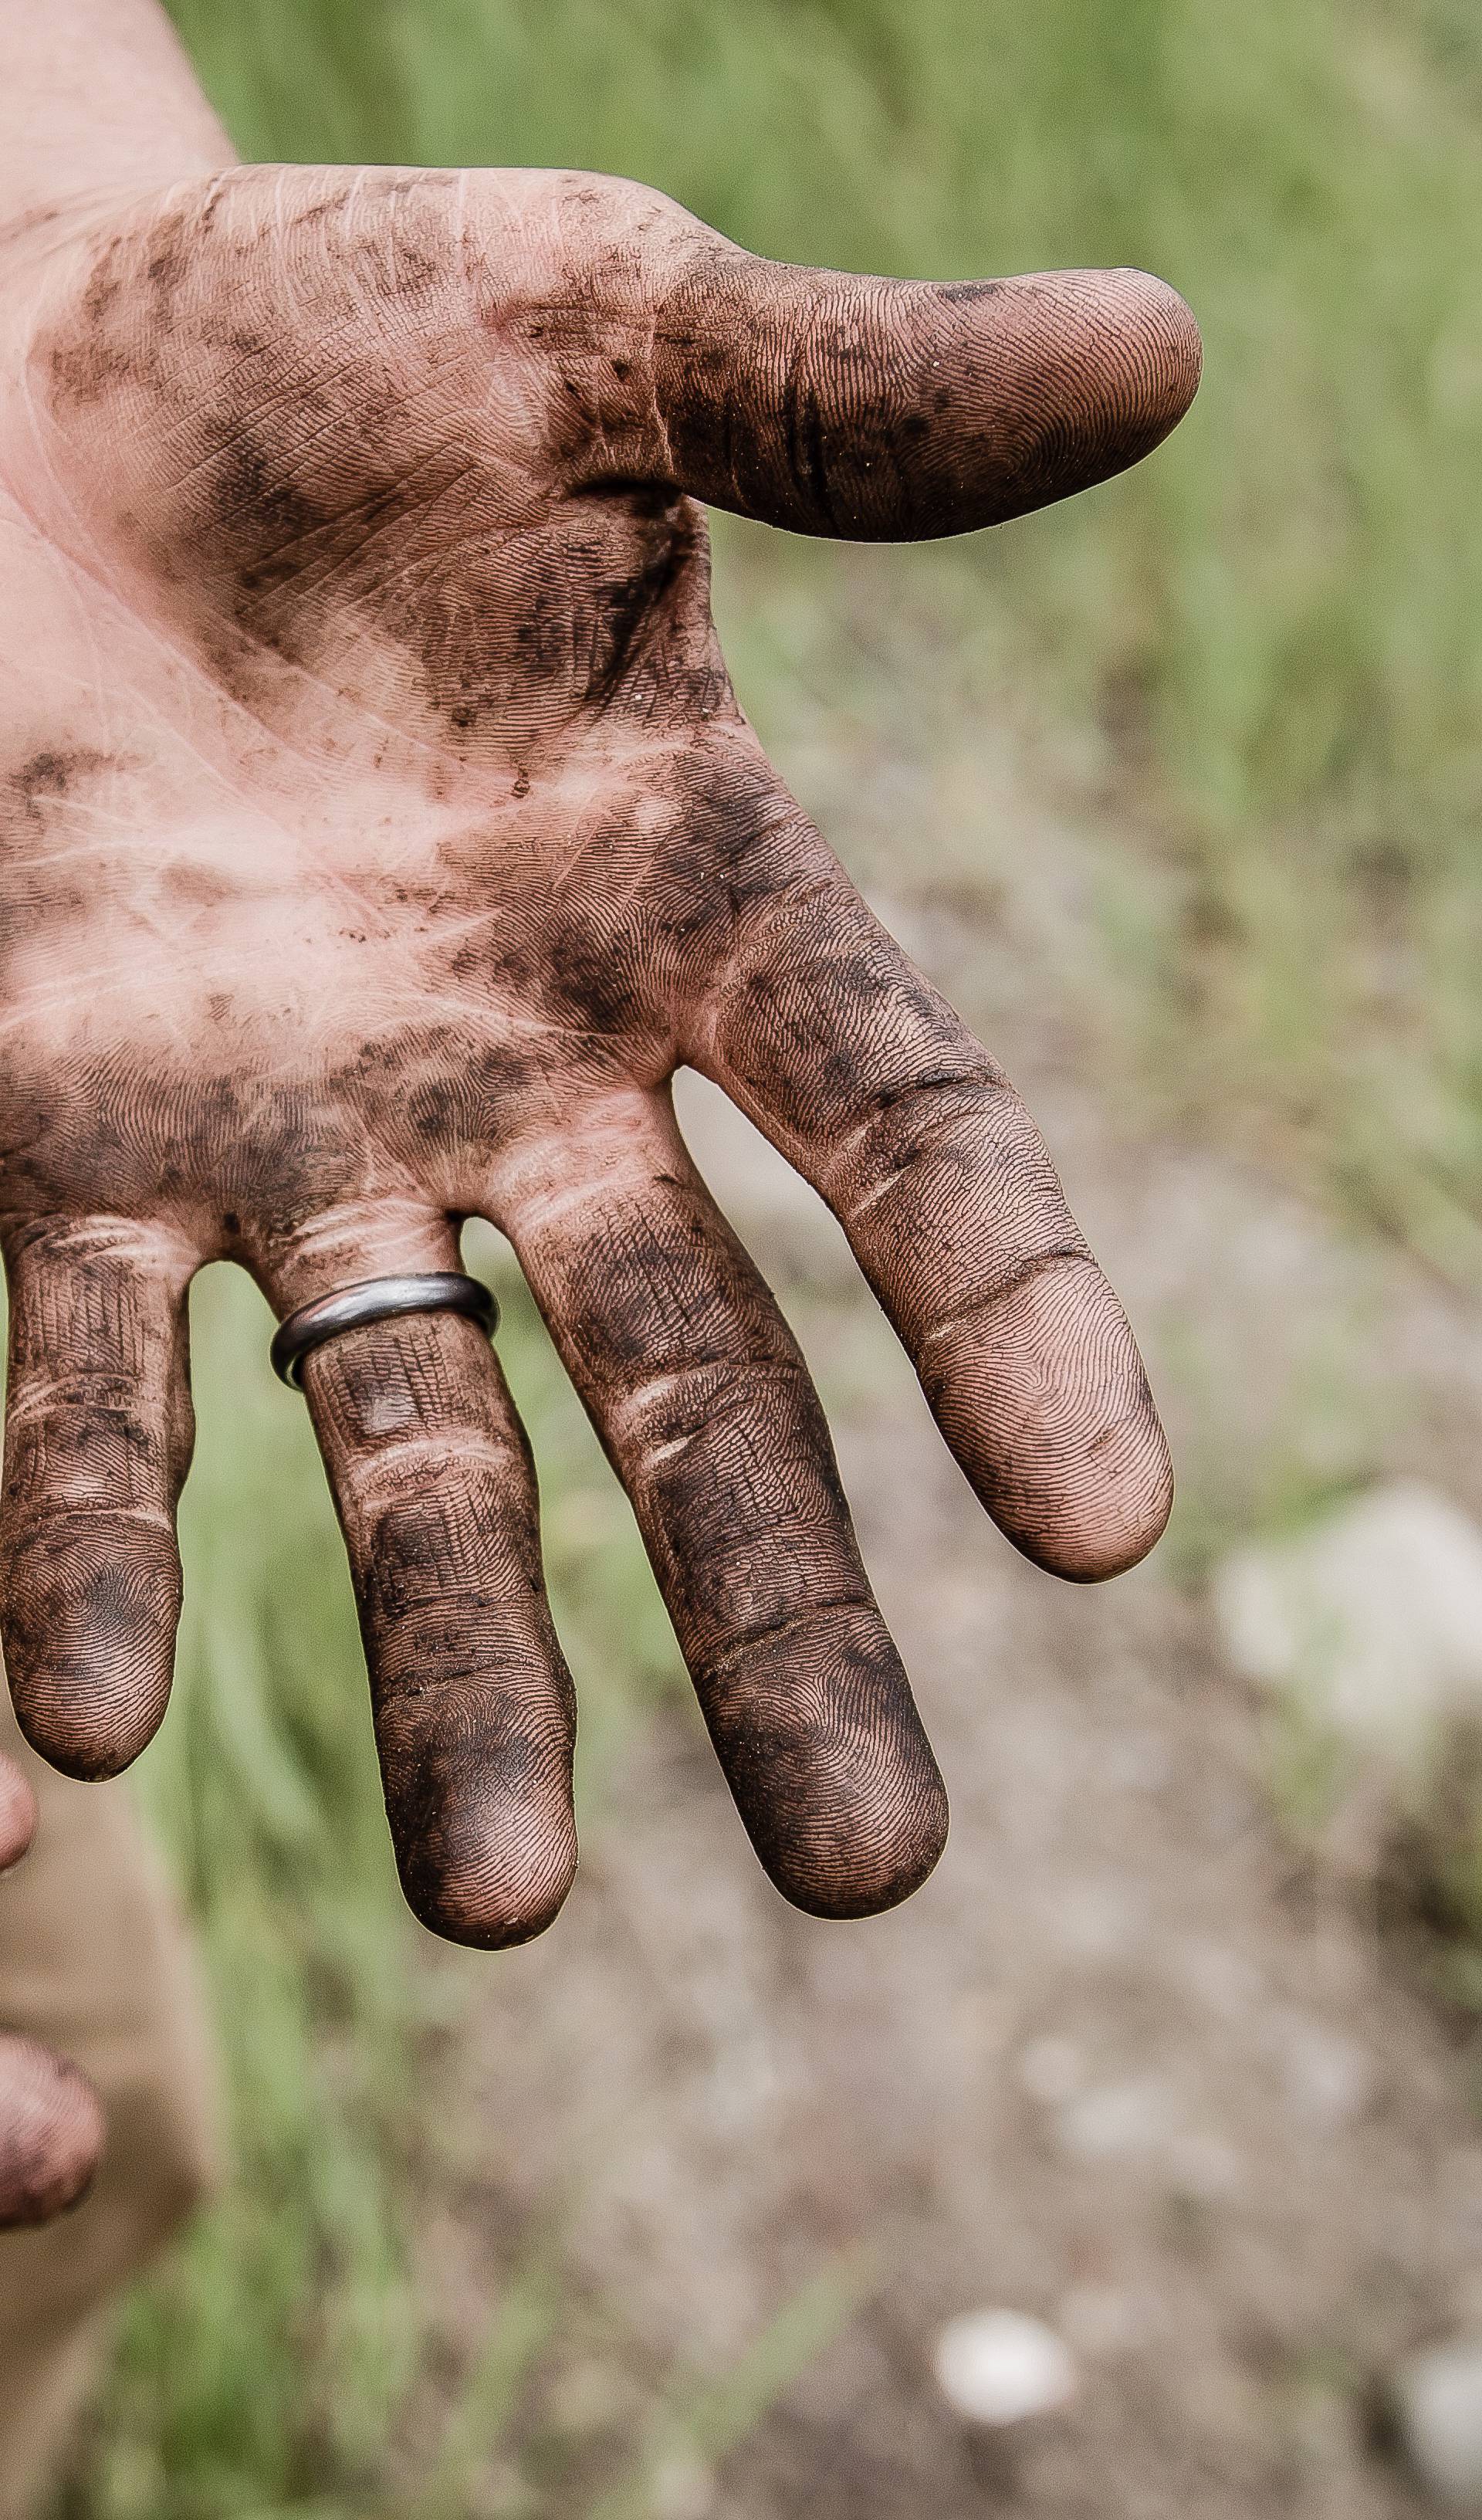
[0,163,1199,1945]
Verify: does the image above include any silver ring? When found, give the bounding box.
[270,1272,499,1390]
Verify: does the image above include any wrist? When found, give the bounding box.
[0,0,235,232]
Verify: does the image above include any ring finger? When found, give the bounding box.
[249,1218,577,1949]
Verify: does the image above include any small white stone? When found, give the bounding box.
[932,2309,1078,2427]
[1392,2335,1482,2506]
[1213,1482,1482,1772]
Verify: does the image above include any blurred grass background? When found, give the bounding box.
[46,0,1482,2509]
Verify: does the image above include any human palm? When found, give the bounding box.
[0,163,1196,1992]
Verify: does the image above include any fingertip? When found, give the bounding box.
[1009,1428,1175,1584]
[703,1607,950,1921]
[0,1520,179,1780]
[1099,265,1203,434]
[370,1640,580,1951]
[924,1253,1172,1584]
[0,2038,106,2227]
[951,262,1203,521]
[764,1767,950,1921]
[394,1790,579,1951]
[399,1838,579,1950]
[8,1687,163,1782]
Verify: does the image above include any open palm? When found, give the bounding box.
[0,162,1197,1980]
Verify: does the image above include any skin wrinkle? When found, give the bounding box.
[0,156,1196,1962]
[834,1084,1050,1231]
[699,1592,883,1678]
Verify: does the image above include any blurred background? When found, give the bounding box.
[40,2,1482,2512]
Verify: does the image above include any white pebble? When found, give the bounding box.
[932,2309,1078,2427]
[1214,1482,1482,1771]
[1393,2338,1482,2505]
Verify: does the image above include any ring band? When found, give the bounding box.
[270,1272,499,1390]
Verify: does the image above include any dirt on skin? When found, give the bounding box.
[433,727,1482,2519]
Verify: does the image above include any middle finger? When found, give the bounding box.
[490,1087,948,1919]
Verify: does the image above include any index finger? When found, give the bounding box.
[687,804,1172,1581]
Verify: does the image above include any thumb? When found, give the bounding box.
[648,242,1200,540]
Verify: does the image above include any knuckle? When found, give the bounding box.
[610,1348,807,1465]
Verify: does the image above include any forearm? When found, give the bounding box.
[0,0,233,229]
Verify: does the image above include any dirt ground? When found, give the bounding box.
[438,743,1482,2518]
